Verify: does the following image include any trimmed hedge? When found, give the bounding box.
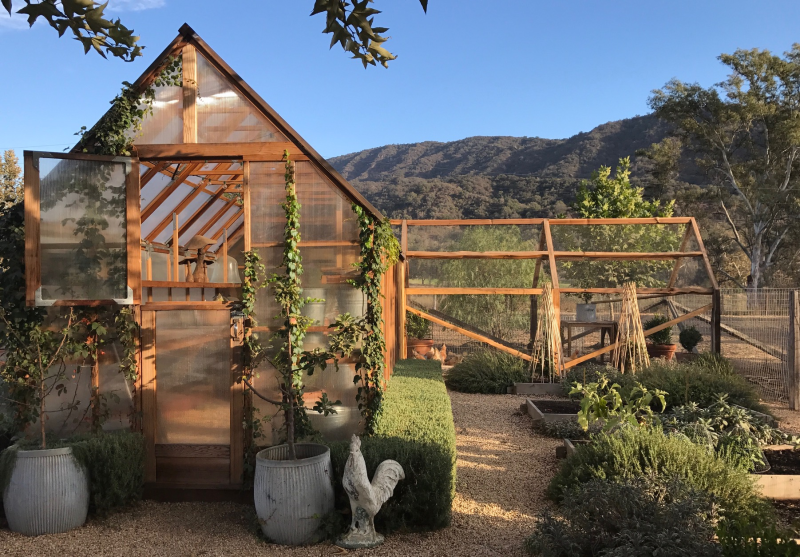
[328,359,456,533]
[444,349,529,394]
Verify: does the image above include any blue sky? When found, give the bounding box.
[2,0,800,159]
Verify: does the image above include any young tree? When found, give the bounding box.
[0,149,22,206]
[649,46,800,289]
[3,0,428,68]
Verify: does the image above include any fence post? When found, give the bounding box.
[789,290,800,411]
[711,289,722,355]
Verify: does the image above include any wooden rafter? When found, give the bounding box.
[197,199,240,237]
[141,162,202,222]
[210,210,243,240]
[140,161,168,187]
[144,162,229,241]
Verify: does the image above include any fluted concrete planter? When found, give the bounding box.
[2,447,89,536]
[254,443,334,545]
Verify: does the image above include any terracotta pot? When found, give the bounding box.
[675,352,699,363]
[406,338,434,359]
[646,343,678,361]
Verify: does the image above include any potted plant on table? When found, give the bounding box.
[406,310,433,358]
[676,326,702,363]
[643,314,677,361]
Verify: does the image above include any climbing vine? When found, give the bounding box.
[74,55,182,156]
[349,204,400,433]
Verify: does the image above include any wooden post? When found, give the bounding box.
[222,228,229,283]
[543,219,561,327]
[230,314,244,485]
[172,213,180,282]
[398,219,408,360]
[789,290,800,411]
[711,289,722,354]
[182,44,198,143]
[140,310,157,483]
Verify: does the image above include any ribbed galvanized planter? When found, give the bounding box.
[3,447,89,536]
[254,443,334,545]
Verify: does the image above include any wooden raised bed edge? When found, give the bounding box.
[526,398,578,424]
[513,382,563,395]
[755,445,800,501]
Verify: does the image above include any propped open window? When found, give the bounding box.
[25,152,141,306]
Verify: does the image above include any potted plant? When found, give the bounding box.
[248,156,361,546]
[676,326,702,362]
[643,314,677,361]
[0,308,90,536]
[406,311,433,358]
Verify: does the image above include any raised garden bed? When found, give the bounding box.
[526,399,579,424]
[513,382,563,396]
[755,446,800,500]
[556,438,591,459]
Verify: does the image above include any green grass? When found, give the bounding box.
[328,359,456,533]
[444,349,529,394]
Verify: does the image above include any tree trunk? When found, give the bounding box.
[750,232,763,290]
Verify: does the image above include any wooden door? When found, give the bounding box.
[140,308,244,489]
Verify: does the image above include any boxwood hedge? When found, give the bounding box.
[328,359,456,533]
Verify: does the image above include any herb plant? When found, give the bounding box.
[644,314,674,345]
[679,326,703,352]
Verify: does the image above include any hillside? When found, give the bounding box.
[330,115,705,220]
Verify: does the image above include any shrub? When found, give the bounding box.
[695,352,735,377]
[679,326,703,352]
[718,514,800,556]
[644,314,673,345]
[562,364,623,397]
[444,349,528,394]
[525,477,721,557]
[70,431,145,515]
[405,311,430,339]
[536,419,602,440]
[547,426,763,521]
[328,359,456,533]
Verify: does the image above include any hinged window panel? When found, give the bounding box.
[24,151,141,306]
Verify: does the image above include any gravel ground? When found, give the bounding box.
[0,392,559,557]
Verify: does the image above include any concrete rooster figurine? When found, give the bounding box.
[336,435,405,549]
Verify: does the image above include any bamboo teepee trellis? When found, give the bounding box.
[531,282,562,382]
[612,282,650,373]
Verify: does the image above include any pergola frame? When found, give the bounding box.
[392,217,721,366]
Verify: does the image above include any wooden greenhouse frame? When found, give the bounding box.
[392,217,721,370]
[21,25,399,499]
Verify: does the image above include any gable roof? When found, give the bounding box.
[74,23,383,220]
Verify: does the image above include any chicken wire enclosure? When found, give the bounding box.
[393,218,720,366]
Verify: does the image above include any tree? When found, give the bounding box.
[3,0,428,68]
[649,46,800,289]
[563,157,678,301]
[0,149,22,206]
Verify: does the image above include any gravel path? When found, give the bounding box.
[0,392,559,556]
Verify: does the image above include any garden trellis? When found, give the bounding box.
[392,217,720,369]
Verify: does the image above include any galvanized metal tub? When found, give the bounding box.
[2,446,89,536]
[254,443,334,545]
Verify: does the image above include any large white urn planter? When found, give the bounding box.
[2,447,89,536]
[254,443,334,545]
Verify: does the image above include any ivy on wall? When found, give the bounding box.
[349,205,400,433]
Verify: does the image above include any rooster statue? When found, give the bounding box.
[336,435,405,549]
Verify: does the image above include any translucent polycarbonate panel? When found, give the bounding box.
[42,361,92,435]
[39,157,128,302]
[549,223,684,253]
[407,294,532,347]
[196,54,287,143]
[249,161,360,244]
[131,84,183,144]
[98,341,133,432]
[295,162,360,242]
[155,310,231,445]
[140,165,173,207]
[178,198,230,241]
[406,225,542,252]
[254,246,362,325]
[407,257,544,288]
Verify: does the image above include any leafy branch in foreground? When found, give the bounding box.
[4,0,142,61]
[311,0,428,68]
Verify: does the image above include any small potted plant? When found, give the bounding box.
[676,326,702,362]
[643,314,677,361]
[406,311,433,358]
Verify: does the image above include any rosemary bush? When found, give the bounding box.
[444,350,528,394]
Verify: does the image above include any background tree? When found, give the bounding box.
[0,149,22,207]
[562,157,678,301]
[649,46,800,289]
[3,0,428,67]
